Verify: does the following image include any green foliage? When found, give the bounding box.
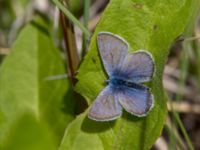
[0,17,75,148]
[0,0,199,149]
[2,112,56,150]
[59,0,200,150]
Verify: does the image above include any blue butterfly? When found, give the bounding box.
[88,32,155,121]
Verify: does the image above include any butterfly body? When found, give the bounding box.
[108,77,146,90]
[88,32,155,121]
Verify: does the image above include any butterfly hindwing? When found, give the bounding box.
[88,86,122,121]
[97,32,128,76]
[117,84,153,117]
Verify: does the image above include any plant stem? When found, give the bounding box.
[60,12,79,85]
[83,0,90,28]
[165,124,186,150]
[169,100,194,150]
[52,0,90,37]
[173,111,194,150]
[82,0,90,57]
[59,0,88,114]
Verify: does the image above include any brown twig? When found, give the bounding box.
[60,10,79,85]
[59,1,88,113]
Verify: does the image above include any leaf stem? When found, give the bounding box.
[52,0,91,37]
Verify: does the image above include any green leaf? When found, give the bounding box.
[2,112,56,150]
[60,0,200,149]
[0,17,75,147]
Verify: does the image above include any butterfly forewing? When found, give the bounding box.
[97,32,128,76]
[119,51,154,83]
[88,86,122,121]
[117,85,153,117]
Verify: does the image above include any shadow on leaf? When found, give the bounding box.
[81,114,116,133]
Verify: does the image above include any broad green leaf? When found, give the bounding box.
[60,0,200,150]
[0,17,75,146]
[2,112,56,150]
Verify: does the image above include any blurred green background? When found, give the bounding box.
[0,0,200,150]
